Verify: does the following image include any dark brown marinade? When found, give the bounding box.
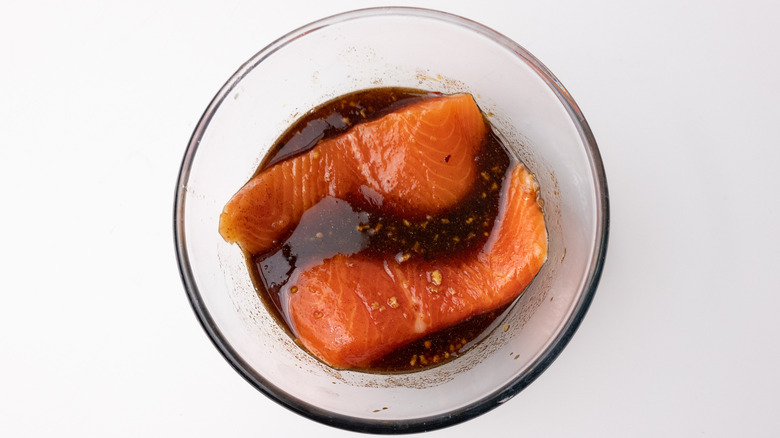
[245,87,515,373]
[258,88,439,170]
[369,303,513,372]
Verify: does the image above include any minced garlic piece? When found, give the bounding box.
[388,296,400,309]
[431,270,442,286]
[395,252,411,263]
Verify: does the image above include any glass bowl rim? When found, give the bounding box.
[173,6,609,434]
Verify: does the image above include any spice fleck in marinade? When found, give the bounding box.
[220,87,547,371]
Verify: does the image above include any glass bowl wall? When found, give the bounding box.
[175,7,608,434]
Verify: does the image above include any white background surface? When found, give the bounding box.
[2,0,779,436]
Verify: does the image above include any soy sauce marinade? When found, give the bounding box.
[246,87,514,372]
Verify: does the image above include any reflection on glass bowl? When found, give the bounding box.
[174,7,608,434]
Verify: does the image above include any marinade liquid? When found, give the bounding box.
[246,87,517,372]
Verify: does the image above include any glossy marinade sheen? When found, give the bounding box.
[232,88,543,372]
[288,162,546,369]
[218,91,485,256]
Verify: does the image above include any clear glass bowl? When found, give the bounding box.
[174,7,608,434]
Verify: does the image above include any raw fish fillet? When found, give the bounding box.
[288,163,547,369]
[219,94,486,255]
